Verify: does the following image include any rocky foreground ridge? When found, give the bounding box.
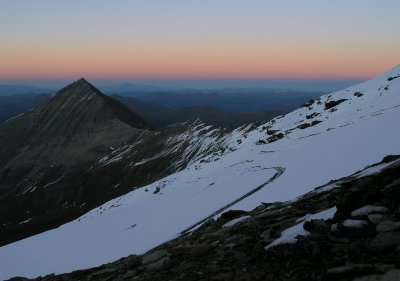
[11,155,400,281]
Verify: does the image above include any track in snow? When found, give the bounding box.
[181,166,286,234]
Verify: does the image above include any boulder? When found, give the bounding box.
[142,249,169,265]
[368,232,400,252]
[368,214,387,224]
[146,257,170,271]
[220,210,248,221]
[376,221,400,233]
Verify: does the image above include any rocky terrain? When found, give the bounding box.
[9,155,400,281]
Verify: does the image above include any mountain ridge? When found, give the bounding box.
[47,77,150,130]
[0,65,399,279]
[0,65,399,280]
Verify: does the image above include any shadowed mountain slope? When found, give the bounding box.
[0,78,149,187]
[0,78,151,245]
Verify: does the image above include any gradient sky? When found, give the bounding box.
[1,0,399,81]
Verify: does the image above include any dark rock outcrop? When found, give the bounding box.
[325,99,348,110]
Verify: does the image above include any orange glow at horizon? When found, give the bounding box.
[0,43,396,80]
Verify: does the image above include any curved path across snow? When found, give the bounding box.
[181,166,286,234]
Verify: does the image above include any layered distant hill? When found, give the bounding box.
[0,84,54,96]
[113,88,324,128]
[0,93,51,122]
[2,86,322,129]
[115,88,323,112]
[112,94,293,128]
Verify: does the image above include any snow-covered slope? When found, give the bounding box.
[1,65,400,280]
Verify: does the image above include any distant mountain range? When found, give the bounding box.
[115,88,323,112]
[1,85,322,127]
[112,95,294,128]
[0,94,51,122]
[0,84,54,96]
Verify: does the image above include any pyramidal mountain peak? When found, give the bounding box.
[53,77,150,129]
[58,77,101,97]
[76,77,90,84]
[0,78,150,154]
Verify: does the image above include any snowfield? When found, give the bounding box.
[1,65,400,280]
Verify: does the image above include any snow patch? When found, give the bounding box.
[351,205,389,217]
[295,213,313,223]
[223,215,251,227]
[18,218,31,225]
[353,162,395,179]
[265,207,336,250]
[4,113,24,123]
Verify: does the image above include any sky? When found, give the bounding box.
[1,0,399,86]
